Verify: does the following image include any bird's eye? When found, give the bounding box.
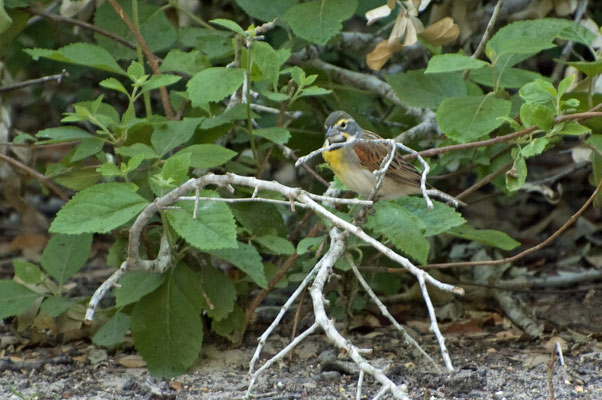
[340,121,347,129]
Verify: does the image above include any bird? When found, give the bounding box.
[322,110,457,203]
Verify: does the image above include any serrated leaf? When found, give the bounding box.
[253,41,280,89]
[437,95,511,143]
[553,120,591,136]
[0,280,41,319]
[297,86,332,98]
[187,67,245,107]
[166,195,237,251]
[469,66,548,89]
[200,266,236,321]
[71,138,104,162]
[41,233,92,285]
[386,70,466,109]
[519,79,557,106]
[231,202,286,236]
[520,103,555,131]
[210,18,245,34]
[175,144,236,169]
[253,127,290,145]
[395,197,466,236]
[50,183,149,234]
[160,152,190,185]
[160,49,210,76]
[25,43,126,75]
[151,118,203,157]
[13,259,43,285]
[115,270,166,307]
[131,265,203,377]
[283,0,357,45]
[100,77,129,95]
[208,242,267,288]
[557,74,575,99]
[256,235,295,255]
[40,296,74,317]
[92,311,131,348]
[53,169,101,191]
[96,162,122,177]
[116,143,158,160]
[447,224,520,250]
[425,54,489,73]
[297,236,324,255]
[366,202,429,264]
[559,21,597,46]
[565,59,602,77]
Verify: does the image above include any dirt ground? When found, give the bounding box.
[2,296,601,400]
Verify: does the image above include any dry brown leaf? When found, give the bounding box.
[389,12,409,44]
[510,0,554,20]
[420,17,460,46]
[119,354,147,368]
[544,336,568,352]
[366,40,404,71]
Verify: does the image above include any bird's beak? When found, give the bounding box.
[326,126,335,137]
[326,127,345,143]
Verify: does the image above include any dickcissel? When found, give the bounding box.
[322,110,425,200]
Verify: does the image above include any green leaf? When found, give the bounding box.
[437,95,512,143]
[93,311,131,348]
[160,49,210,76]
[557,74,575,99]
[115,270,166,307]
[175,144,236,169]
[0,1,13,35]
[211,305,246,343]
[283,0,357,45]
[395,197,466,236]
[559,21,597,46]
[210,18,245,34]
[255,235,295,255]
[253,127,290,145]
[520,103,555,131]
[386,70,466,109]
[140,74,181,94]
[208,242,267,288]
[425,54,489,73]
[160,152,191,186]
[152,118,203,157]
[0,280,41,319]
[366,202,429,264]
[187,68,245,107]
[50,183,149,234]
[520,137,548,158]
[41,233,93,285]
[25,43,126,75]
[96,162,122,177]
[71,138,104,162]
[506,155,527,191]
[166,195,237,251]
[565,60,602,77]
[235,0,296,22]
[231,202,286,236]
[36,126,92,143]
[131,265,203,377]
[252,41,281,89]
[519,79,556,107]
[297,236,324,255]
[53,169,101,191]
[297,85,331,98]
[40,296,74,317]
[94,1,177,60]
[552,120,591,136]
[99,77,129,95]
[447,224,520,250]
[469,66,548,89]
[13,259,43,285]
[200,266,236,321]
[116,143,158,160]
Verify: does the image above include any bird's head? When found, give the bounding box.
[324,111,362,144]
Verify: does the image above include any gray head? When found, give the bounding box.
[324,110,362,143]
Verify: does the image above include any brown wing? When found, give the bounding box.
[353,131,422,187]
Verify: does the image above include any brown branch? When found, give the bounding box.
[0,69,69,93]
[405,111,602,160]
[26,7,137,51]
[0,153,70,202]
[106,0,174,119]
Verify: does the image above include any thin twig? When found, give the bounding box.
[106,0,174,119]
[26,7,137,51]
[455,159,513,201]
[471,0,505,60]
[0,69,69,93]
[0,152,69,202]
